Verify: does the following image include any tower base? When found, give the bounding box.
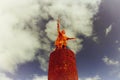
[48,48,78,80]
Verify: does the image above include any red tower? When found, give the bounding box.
[48,48,78,80]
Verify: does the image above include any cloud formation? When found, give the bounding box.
[0,73,13,80]
[102,56,119,66]
[105,25,112,36]
[84,75,101,80]
[32,75,47,80]
[32,75,101,80]
[102,56,120,79]
[0,0,102,73]
[0,0,40,73]
[118,47,120,51]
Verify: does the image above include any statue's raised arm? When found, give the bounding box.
[57,19,60,33]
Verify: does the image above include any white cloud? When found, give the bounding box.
[0,0,40,73]
[32,75,101,80]
[118,47,120,51]
[79,75,101,80]
[92,36,99,43]
[85,75,101,80]
[0,73,13,80]
[103,56,120,79]
[79,78,81,80]
[32,75,47,80]
[37,56,48,72]
[115,40,119,44]
[117,72,120,78]
[105,25,112,36]
[102,56,119,66]
[110,68,120,79]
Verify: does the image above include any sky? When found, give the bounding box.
[0,0,120,80]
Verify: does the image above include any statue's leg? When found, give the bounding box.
[62,45,66,49]
[59,41,63,48]
[60,43,62,48]
[62,41,66,49]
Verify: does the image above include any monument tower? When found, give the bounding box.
[48,19,78,80]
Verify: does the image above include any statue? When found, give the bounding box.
[55,19,76,49]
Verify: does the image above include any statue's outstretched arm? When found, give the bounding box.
[67,37,76,40]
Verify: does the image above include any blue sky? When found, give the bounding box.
[0,0,120,80]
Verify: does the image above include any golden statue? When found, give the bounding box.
[55,19,76,49]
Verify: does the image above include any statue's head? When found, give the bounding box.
[61,30,65,34]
